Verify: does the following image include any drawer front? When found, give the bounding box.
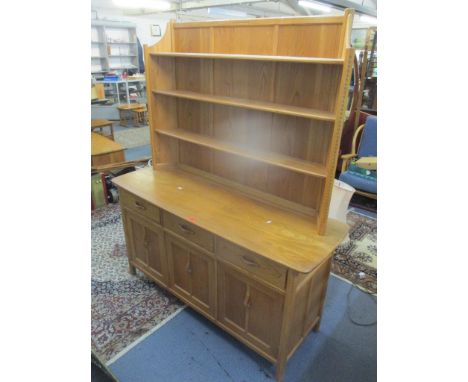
[216,239,287,290]
[163,211,214,252]
[120,189,161,223]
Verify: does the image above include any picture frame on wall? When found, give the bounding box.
[150,24,161,37]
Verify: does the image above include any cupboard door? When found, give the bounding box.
[218,262,284,357]
[124,210,168,286]
[166,233,215,318]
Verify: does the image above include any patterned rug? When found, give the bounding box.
[114,125,150,149]
[332,210,377,294]
[91,204,183,363]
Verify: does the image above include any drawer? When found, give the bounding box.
[163,211,214,252]
[216,239,287,290]
[120,189,161,223]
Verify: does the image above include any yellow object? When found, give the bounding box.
[355,156,377,170]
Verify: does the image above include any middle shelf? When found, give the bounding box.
[155,128,327,178]
[153,89,336,122]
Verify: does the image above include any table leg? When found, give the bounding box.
[109,123,114,140]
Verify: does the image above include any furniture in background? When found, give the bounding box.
[95,79,146,105]
[91,119,115,140]
[352,27,377,130]
[91,83,105,100]
[338,110,371,171]
[91,132,125,167]
[131,106,148,126]
[92,20,139,75]
[117,103,146,127]
[339,115,377,198]
[113,11,354,382]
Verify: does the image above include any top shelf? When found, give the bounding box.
[151,52,344,65]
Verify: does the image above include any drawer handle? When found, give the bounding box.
[178,223,195,235]
[242,256,259,268]
[134,201,146,210]
[185,259,192,274]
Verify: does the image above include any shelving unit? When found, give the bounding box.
[91,20,139,74]
[146,13,355,234]
[113,12,354,382]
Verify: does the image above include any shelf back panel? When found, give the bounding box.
[153,56,341,113]
[177,141,324,213]
[153,96,333,167]
[172,17,346,59]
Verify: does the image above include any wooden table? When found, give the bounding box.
[91,132,125,167]
[91,119,115,140]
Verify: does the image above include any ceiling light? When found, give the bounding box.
[113,0,171,10]
[208,7,248,18]
[360,15,377,25]
[298,1,331,13]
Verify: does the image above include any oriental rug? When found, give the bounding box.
[332,210,377,294]
[91,204,183,363]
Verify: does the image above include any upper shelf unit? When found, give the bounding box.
[151,52,344,65]
[144,10,355,235]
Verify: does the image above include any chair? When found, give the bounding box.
[339,115,377,199]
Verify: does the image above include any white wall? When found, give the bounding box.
[91,7,172,47]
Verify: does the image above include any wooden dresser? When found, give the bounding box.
[113,10,354,382]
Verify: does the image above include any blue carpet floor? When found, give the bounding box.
[109,275,376,382]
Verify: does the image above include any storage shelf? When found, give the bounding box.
[152,52,344,65]
[153,89,335,121]
[109,54,137,57]
[155,128,327,178]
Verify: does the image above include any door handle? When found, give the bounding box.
[185,258,192,274]
[243,288,251,309]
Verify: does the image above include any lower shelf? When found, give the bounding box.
[155,128,327,178]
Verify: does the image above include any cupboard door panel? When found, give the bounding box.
[146,228,163,277]
[128,216,147,266]
[191,252,211,309]
[124,210,168,286]
[166,233,215,317]
[169,239,191,297]
[218,262,284,357]
[223,270,247,330]
[247,285,283,354]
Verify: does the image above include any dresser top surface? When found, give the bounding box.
[113,165,348,273]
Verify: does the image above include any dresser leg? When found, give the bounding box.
[313,317,321,332]
[276,358,287,382]
[128,262,136,275]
